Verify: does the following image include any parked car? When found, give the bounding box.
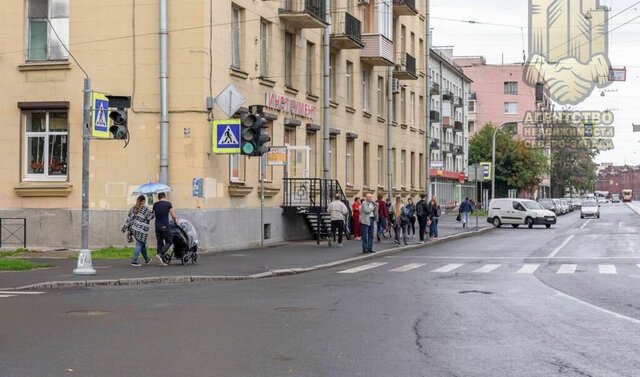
[611,194,620,203]
[597,197,607,205]
[537,199,559,215]
[488,198,557,229]
[553,199,567,214]
[581,200,600,219]
[571,198,582,209]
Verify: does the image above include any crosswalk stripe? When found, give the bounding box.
[431,263,464,273]
[0,295,17,298]
[338,262,387,274]
[599,264,617,274]
[0,291,44,295]
[473,264,501,273]
[557,264,577,274]
[389,263,426,272]
[517,264,540,274]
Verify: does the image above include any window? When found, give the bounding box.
[260,19,269,77]
[284,128,296,145]
[306,132,317,178]
[377,145,384,186]
[410,152,415,188]
[231,6,242,69]
[418,95,424,129]
[362,69,371,111]
[379,0,392,39]
[23,110,68,180]
[400,88,406,124]
[468,100,476,113]
[306,42,315,94]
[330,53,337,100]
[504,102,518,114]
[285,32,295,87]
[346,61,354,107]
[346,139,354,185]
[377,76,384,116]
[504,81,518,95]
[400,25,406,54]
[400,150,406,187]
[418,153,424,189]
[363,142,370,187]
[392,91,397,122]
[469,121,475,133]
[330,136,338,179]
[27,0,69,61]
[230,154,245,182]
[409,92,415,127]
[391,148,396,187]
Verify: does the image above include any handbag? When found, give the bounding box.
[456,213,462,222]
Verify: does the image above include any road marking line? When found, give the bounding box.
[553,290,640,325]
[386,256,640,260]
[619,222,623,229]
[557,264,577,274]
[580,219,592,229]
[338,262,387,274]
[0,291,44,295]
[548,235,575,258]
[431,263,464,273]
[473,264,501,273]
[389,263,426,272]
[517,264,540,274]
[599,264,617,274]
[0,295,17,298]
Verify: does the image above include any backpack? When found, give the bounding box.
[416,201,426,217]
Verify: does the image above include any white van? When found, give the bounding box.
[487,199,557,229]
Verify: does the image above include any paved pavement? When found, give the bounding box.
[0,214,491,290]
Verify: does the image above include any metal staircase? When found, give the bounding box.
[282,178,352,244]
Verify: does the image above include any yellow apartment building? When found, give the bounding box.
[0,0,440,250]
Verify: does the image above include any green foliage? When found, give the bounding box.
[469,123,549,197]
[0,259,51,271]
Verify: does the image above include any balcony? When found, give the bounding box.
[393,0,418,16]
[330,12,364,49]
[430,82,440,95]
[430,139,440,150]
[360,34,394,66]
[442,142,453,154]
[454,121,464,132]
[454,96,464,108]
[453,146,464,155]
[429,110,440,122]
[393,52,417,80]
[442,116,453,128]
[442,91,454,101]
[279,0,328,29]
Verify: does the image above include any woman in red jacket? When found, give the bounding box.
[352,197,361,240]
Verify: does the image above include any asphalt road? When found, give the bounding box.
[2,203,639,377]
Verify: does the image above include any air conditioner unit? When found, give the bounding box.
[392,78,401,94]
[357,0,370,5]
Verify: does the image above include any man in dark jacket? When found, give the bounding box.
[459,197,474,228]
[415,193,429,243]
[376,194,389,241]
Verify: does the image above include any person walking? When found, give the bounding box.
[376,194,389,241]
[392,196,409,246]
[405,197,416,239]
[359,193,378,253]
[327,193,349,247]
[416,193,430,243]
[428,196,441,239]
[459,197,474,228]
[152,192,178,266]
[121,195,155,267]
[352,197,361,240]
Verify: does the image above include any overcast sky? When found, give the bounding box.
[430,0,640,165]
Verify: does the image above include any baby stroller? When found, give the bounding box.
[162,219,198,265]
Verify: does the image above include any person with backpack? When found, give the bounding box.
[428,196,442,239]
[405,197,416,239]
[459,197,474,228]
[416,193,430,243]
[391,196,409,246]
[327,193,349,247]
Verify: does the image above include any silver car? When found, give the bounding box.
[580,200,600,219]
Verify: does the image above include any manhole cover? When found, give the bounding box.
[66,310,110,316]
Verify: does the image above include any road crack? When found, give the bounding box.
[413,311,429,359]
[545,357,594,377]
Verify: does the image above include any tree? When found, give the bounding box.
[469,123,549,198]
[549,126,599,197]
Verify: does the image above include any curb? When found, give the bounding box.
[15,227,494,290]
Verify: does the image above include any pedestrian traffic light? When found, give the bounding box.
[240,111,270,156]
[109,109,128,140]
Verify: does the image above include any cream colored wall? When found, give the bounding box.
[1,0,429,213]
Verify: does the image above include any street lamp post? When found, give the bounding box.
[491,122,519,201]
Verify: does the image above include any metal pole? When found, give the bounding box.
[387,66,393,199]
[260,156,265,247]
[159,0,169,184]
[74,78,96,275]
[424,0,431,197]
[491,125,498,200]
[322,0,331,179]
[475,165,479,228]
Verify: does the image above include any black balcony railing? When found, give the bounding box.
[429,110,440,121]
[442,91,454,101]
[453,146,464,155]
[393,0,417,12]
[430,139,440,150]
[430,82,440,94]
[454,121,464,132]
[344,12,361,42]
[404,53,416,76]
[284,0,325,21]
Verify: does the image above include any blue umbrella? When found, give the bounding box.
[131,182,172,196]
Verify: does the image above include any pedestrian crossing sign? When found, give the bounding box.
[91,91,110,138]
[212,119,241,154]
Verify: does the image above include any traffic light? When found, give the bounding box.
[109,109,128,140]
[240,111,270,156]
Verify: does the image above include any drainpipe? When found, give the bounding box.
[424,0,430,198]
[159,0,169,184]
[322,0,331,179]
[387,66,394,200]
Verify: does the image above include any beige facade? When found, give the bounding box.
[0,0,430,250]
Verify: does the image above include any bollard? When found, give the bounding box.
[73,249,96,275]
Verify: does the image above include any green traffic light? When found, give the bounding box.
[242,142,255,155]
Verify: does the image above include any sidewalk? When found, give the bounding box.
[0,214,491,290]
